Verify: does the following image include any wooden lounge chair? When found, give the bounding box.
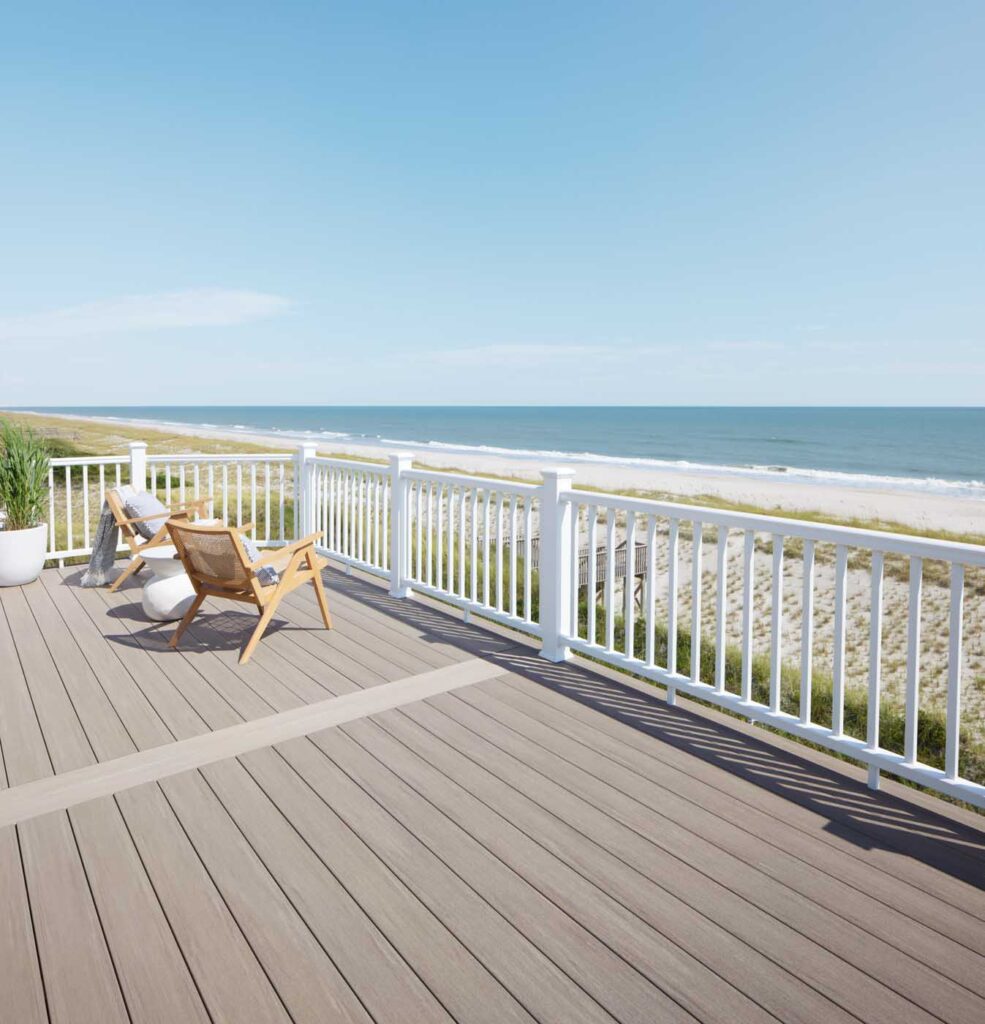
[166,520,332,664]
[105,487,211,592]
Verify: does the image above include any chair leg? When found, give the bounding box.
[109,557,144,592]
[170,592,206,649]
[240,598,281,665]
[308,555,333,629]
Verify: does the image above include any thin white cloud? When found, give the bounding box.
[0,288,290,342]
[419,342,679,368]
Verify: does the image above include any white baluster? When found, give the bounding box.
[47,466,55,554]
[605,511,616,651]
[513,497,521,619]
[251,464,257,539]
[624,512,636,660]
[715,528,728,693]
[769,534,784,713]
[668,518,679,683]
[436,484,444,589]
[567,502,578,635]
[867,551,884,790]
[264,463,271,543]
[523,499,532,621]
[458,488,467,597]
[495,493,504,611]
[65,466,73,552]
[945,564,965,781]
[691,522,703,685]
[82,465,90,551]
[800,539,815,724]
[470,489,479,603]
[587,506,598,645]
[645,516,657,668]
[832,544,848,736]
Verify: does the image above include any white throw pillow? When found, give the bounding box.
[124,492,170,540]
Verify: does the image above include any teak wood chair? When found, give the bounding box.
[166,520,332,664]
[105,487,211,592]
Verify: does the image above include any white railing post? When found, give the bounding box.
[128,441,147,490]
[295,443,317,539]
[389,453,414,598]
[538,467,575,663]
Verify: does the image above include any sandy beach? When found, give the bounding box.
[17,409,985,537]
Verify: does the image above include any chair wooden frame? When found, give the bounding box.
[105,488,211,593]
[166,520,332,665]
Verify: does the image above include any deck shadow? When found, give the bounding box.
[326,565,985,893]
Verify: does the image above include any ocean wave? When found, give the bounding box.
[39,410,985,500]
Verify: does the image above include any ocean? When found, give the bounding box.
[19,406,985,498]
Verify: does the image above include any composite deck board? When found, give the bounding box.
[331,715,776,1024]
[344,573,985,912]
[446,683,985,1018]
[485,674,985,971]
[308,721,740,1023]
[0,608,48,1024]
[406,693,967,1024]
[215,749,534,1024]
[0,566,982,1023]
[490,662,985,931]
[256,738,626,1024]
[0,587,172,1023]
[365,702,858,1024]
[13,575,324,1022]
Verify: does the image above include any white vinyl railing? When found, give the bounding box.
[42,443,985,809]
[399,467,541,637]
[554,484,985,810]
[46,455,131,560]
[146,452,294,544]
[46,442,295,559]
[306,454,391,577]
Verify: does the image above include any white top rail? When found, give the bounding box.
[49,456,129,467]
[146,452,293,463]
[564,487,985,566]
[403,468,540,495]
[310,455,389,473]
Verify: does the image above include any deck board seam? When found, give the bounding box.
[74,572,237,739]
[495,671,985,925]
[109,790,219,1024]
[364,709,798,1024]
[319,721,704,1024]
[0,659,508,827]
[488,675,985,961]
[418,694,960,1024]
[225,752,501,1024]
[147,777,299,1024]
[447,685,985,1012]
[383,700,875,1024]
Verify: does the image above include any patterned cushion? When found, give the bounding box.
[123,491,170,540]
[239,532,279,586]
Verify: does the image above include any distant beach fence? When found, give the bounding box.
[44,441,985,811]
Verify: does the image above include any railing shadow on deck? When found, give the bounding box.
[323,566,985,893]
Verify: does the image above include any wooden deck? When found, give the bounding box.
[1,563,984,1024]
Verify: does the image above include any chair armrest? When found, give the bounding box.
[174,497,212,512]
[117,497,210,526]
[120,511,182,526]
[251,532,324,567]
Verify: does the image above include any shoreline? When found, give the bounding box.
[8,408,985,536]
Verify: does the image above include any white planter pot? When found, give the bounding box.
[0,523,48,587]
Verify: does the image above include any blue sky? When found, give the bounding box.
[1,1,982,406]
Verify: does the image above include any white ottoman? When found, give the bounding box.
[140,546,196,622]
